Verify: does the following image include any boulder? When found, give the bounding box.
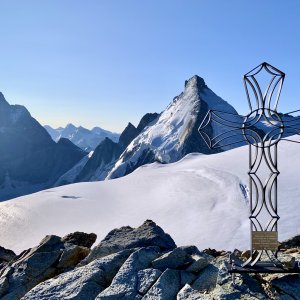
[62,231,97,248]
[96,247,160,299]
[22,250,134,300]
[186,256,209,273]
[143,268,181,299]
[210,283,267,300]
[81,220,176,265]
[179,245,214,263]
[271,274,300,299]
[0,232,93,300]
[151,247,187,271]
[179,245,202,256]
[180,271,197,286]
[192,264,219,291]
[177,284,211,300]
[216,259,231,285]
[137,268,162,294]
[57,244,90,269]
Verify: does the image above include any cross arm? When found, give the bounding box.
[280,109,300,143]
[198,109,260,149]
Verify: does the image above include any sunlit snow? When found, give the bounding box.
[0,136,299,254]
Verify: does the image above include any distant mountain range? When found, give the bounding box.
[44,124,120,152]
[0,74,266,200]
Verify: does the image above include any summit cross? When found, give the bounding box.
[198,62,300,273]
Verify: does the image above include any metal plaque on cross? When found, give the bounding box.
[198,62,300,273]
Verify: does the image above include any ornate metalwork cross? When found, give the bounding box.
[198,62,300,273]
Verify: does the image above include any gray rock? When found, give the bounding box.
[180,270,197,286]
[152,247,187,271]
[0,235,64,299]
[177,284,211,300]
[186,257,209,273]
[192,264,219,291]
[17,250,61,278]
[179,245,214,263]
[279,234,300,249]
[137,268,162,294]
[57,245,90,269]
[82,220,176,265]
[210,284,265,300]
[179,245,202,256]
[271,274,300,299]
[96,247,160,299]
[62,231,97,248]
[21,250,133,300]
[0,276,9,298]
[216,259,231,286]
[211,271,268,300]
[0,233,95,300]
[143,268,181,300]
[0,246,16,263]
[30,235,63,253]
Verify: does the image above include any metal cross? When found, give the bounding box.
[198,62,300,273]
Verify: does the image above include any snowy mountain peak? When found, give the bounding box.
[107,75,239,179]
[184,75,207,90]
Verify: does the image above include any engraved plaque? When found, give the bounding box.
[252,231,278,250]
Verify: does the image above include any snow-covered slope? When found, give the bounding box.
[107,75,239,179]
[45,124,120,152]
[1,136,300,254]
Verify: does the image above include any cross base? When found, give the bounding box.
[226,262,300,274]
[226,252,300,274]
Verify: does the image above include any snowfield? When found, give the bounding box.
[1,136,300,254]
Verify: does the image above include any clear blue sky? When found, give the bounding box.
[1,0,300,132]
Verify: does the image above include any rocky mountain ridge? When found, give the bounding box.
[55,113,159,185]
[0,220,299,299]
[0,93,87,200]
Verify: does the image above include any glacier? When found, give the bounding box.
[0,135,299,254]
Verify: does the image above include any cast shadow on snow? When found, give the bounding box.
[61,195,81,199]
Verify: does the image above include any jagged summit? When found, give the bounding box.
[65,123,77,130]
[184,75,207,89]
[136,113,159,132]
[0,92,9,107]
[119,122,138,147]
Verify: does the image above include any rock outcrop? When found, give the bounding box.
[68,113,159,184]
[0,221,299,299]
[0,232,96,299]
[80,219,176,265]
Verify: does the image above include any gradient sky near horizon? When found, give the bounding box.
[1,0,300,132]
